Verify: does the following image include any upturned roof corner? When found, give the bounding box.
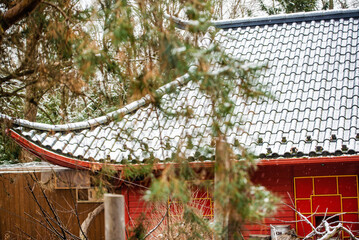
[2,9,359,169]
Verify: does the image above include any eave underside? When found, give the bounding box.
[9,129,359,171]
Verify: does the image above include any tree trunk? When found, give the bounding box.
[24,85,39,121]
[214,135,244,240]
[329,0,334,9]
[19,84,40,162]
[214,135,231,240]
[0,0,41,33]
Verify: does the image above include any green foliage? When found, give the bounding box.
[145,168,192,204]
[91,163,117,196]
[0,128,20,163]
[213,163,277,221]
[129,217,147,240]
[1,0,277,238]
[259,0,318,15]
[131,1,278,237]
[122,164,154,182]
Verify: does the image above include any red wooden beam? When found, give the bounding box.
[257,155,359,166]
[7,129,104,170]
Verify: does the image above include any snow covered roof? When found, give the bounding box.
[2,9,359,169]
[0,162,68,173]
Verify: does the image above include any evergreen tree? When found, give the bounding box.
[259,0,318,15]
[0,0,277,238]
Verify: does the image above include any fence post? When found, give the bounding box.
[105,194,126,240]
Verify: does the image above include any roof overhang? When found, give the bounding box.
[8,129,359,171]
[166,9,359,29]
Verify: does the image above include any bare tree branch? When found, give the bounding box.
[80,204,104,240]
[143,203,171,239]
[41,1,71,22]
[0,0,41,33]
[27,174,82,240]
[279,199,359,240]
[0,69,35,84]
[26,179,66,239]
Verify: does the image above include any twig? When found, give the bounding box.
[28,174,82,240]
[37,104,55,124]
[143,202,171,239]
[63,180,87,240]
[41,1,71,22]
[281,202,323,239]
[32,174,69,239]
[0,69,35,84]
[286,192,295,208]
[281,201,359,240]
[15,224,37,240]
[26,179,65,239]
[24,212,60,238]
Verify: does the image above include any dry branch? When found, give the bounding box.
[80,204,104,240]
[0,0,41,33]
[280,195,359,240]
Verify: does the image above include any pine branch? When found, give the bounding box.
[0,69,35,84]
[41,1,71,22]
[0,0,41,33]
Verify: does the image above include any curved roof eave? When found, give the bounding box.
[8,129,359,171]
[0,67,196,132]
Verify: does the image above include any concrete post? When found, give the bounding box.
[105,194,126,240]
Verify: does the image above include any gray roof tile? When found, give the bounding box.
[6,9,359,163]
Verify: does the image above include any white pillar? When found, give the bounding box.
[105,194,126,240]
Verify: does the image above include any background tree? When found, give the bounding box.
[259,0,318,14]
[0,0,130,162]
[1,0,355,162]
[258,0,355,15]
[0,0,92,161]
[0,1,279,239]
[9,0,359,238]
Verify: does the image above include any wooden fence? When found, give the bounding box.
[0,168,107,240]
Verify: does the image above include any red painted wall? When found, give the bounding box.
[121,162,359,238]
[245,162,359,238]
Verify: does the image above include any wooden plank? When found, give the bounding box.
[0,172,107,240]
[19,174,26,238]
[0,174,9,239]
